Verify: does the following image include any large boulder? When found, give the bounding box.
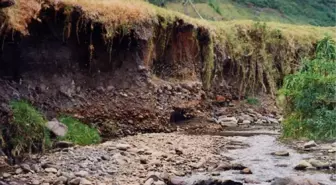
[0,0,15,8]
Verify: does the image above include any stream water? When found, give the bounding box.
[183,135,335,185]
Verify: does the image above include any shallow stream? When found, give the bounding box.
[183,135,334,185]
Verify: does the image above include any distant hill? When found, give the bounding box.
[148,0,336,26]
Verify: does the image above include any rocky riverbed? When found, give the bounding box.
[1,130,335,185]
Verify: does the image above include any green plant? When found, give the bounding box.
[9,100,50,156]
[279,36,336,140]
[208,0,222,15]
[246,97,260,105]
[58,116,101,146]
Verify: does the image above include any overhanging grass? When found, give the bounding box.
[58,116,101,146]
[1,0,335,94]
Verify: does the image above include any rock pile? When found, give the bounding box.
[1,133,242,185]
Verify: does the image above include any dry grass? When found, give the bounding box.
[0,0,335,94]
[1,0,334,38]
[0,0,41,35]
[59,0,155,28]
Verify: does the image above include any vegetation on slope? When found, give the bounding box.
[152,0,336,26]
[7,100,50,156]
[280,37,336,140]
[2,100,101,157]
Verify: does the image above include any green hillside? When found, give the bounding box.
[148,0,336,26]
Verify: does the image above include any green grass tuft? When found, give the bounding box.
[9,100,50,156]
[58,116,101,146]
[246,97,260,105]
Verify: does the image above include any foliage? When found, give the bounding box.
[9,100,50,156]
[233,0,336,26]
[208,0,222,15]
[246,97,260,105]
[163,0,336,26]
[316,36,336,60]
[58,116,101,146]
[279,36,336,140]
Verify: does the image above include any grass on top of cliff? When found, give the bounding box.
[1,0,334,38]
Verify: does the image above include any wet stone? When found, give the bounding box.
[294,160,312,170]
[308,159,329,169]
[304,140,317,148]
[271,151,289,156]
[240,168,252,174]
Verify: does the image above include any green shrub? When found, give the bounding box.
[246,97,260,105]
[9,100,50,156]
[58,116,101,146]
[279,36,336,140]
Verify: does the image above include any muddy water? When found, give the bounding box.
[184,135,334,185]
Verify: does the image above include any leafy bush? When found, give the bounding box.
[58,116,101,146]
[279,36,336,139]
[9,100,50,156]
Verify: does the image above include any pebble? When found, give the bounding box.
[294,160,312,170]
[69,177,81,185]
[74,170,89,177]
[271,151,289,156]
[80,178,92,185]
[304,140,317,148]
[15,168,23,174]
[154,181,165,185]
[20,164,32,172]
[101,155,110,160]
[328,148,336,153]
[31,180,39,185]
[215,162,231,171]
[232,163,247,170]
[45,168,58,173]
[55,176,68,183]
[308,159,329,169]
[211,172,220,176]
[2,172,11,178]
[116,143,131,151]
[240,168,252,174]
[144,178,154,185]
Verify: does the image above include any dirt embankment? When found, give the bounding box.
[0,4,210,139]
[0,1,332,145]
